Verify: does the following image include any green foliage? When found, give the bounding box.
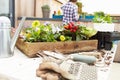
[76,2,83,14]
[76,2,82,8]
[24,24,55,42]
[21,21,97,42]
[41,5,50,10]
[93,11,112,23]
[75,26,97,40]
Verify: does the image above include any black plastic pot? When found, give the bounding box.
[91,31,120,50]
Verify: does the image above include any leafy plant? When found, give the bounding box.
[93,11,112,23]
[21,21,55,42]
[76,2,83,14]
[63,22,97,41]
[20,21,97,42]
[76,2,82,8]
[41,5,50,10]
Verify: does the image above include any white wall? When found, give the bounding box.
[80,0,120,14]
[0,0,9,14]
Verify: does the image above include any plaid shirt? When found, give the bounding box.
[61,2,79,23]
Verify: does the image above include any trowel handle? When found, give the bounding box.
[70,54,97,64]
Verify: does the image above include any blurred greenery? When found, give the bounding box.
[93,11,112,23]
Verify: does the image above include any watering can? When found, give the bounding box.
[0,16,26,58]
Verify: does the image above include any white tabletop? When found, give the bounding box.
[0,44,117,80]
[0,47,42,80]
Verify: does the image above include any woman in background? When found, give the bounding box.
[61,0,79,24]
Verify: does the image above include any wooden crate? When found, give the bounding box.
[16,38,98,57]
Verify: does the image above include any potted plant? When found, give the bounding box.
[93,11,114,32]
[41,4,50,18]
[76,2,83,15]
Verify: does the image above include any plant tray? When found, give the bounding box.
[16,38,98,57]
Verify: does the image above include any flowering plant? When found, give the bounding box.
[20,21,97,42]
[62,22,97,41]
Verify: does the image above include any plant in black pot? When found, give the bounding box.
[41,5,50,18]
